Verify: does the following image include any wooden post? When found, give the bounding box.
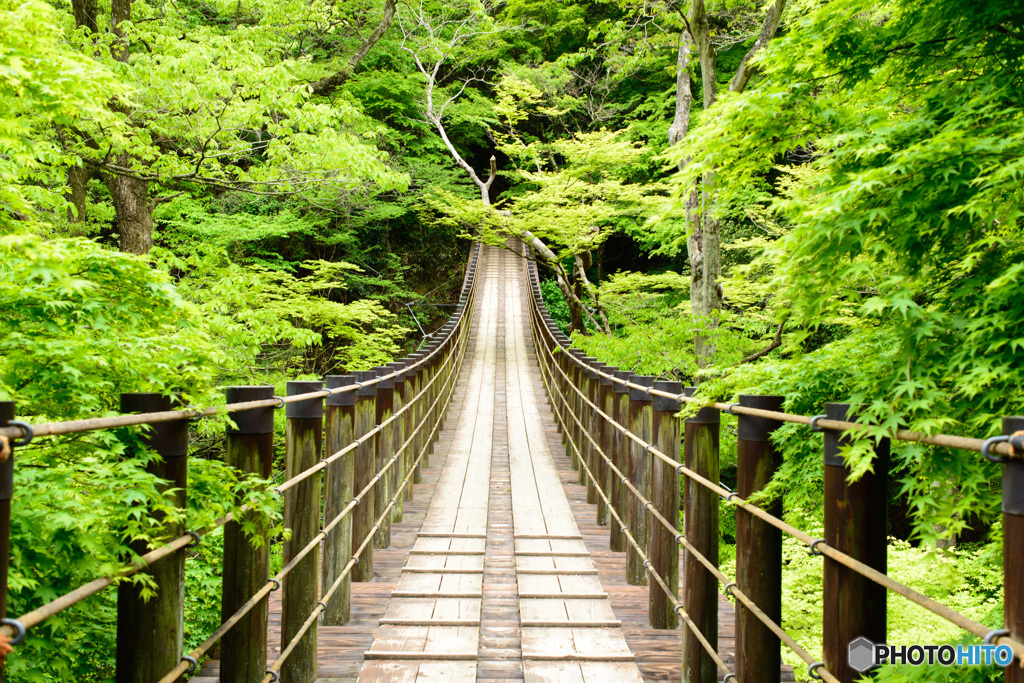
[386,363,407,523]
[609,370,632,553]
[373,366,394,549]
[650,380,681,629]
[681,386,719,683]
[1002,416,1024,683]
[116,393,188,683]
[407,354,425,484]
[281,381,323,683]
[0,402,16,679]
[435,325,454,432]
[735,394,784,683]
[222,386,275,681]
[596,366,617,526]
[567,351,585,471]
[322,375,356,626]
[822,402,887,682]
[399,360,415,501]
[626,375,654,586]
[584,361,605,503]
[352,370,377,582]
[579,357,598,488]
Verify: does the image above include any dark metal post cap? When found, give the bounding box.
[286,381,324,419]
[628,376,655,402]
[226,385,276,433]
[652,380,683,413]
[325,375,356,407]
[120,392,189,455]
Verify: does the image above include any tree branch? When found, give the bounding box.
[734,322,784,365]
[310,0,398,96]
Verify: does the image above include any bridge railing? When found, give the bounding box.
[524,253,1024,683]
[0,242,481,680]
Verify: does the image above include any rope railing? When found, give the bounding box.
[534,348,739,680]
[0,243,481,675]
[533,319,1024,661]
[273,332,464,496]
[524,253,1024,679]
[156,331,467,683]
[259,369,456,683]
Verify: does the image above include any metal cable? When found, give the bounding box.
[535,357,733,679]
[521,271,1017,460]
[260,353,459,683]
[154,314,470,683]
[530,303,1024,660]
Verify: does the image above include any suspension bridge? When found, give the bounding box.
[0,242,1022,682]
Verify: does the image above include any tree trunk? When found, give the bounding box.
[310,0,398,96]
[106,161,155,255]
[66,166,91,232]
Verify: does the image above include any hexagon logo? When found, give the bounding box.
[848,637,877,673]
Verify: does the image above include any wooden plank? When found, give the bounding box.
[379,619,481,627]
[363,652,479,661]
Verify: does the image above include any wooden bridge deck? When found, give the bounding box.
[200,244,792,681]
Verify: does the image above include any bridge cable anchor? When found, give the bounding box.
[7,421,33,448]
[725,403,739,415]
[982,435,1011,464]
[181,655,199,675]
[808,662,825,680]
[184,530,201,549]
[1,618,25,645]
[808,538,826,556]
[809,414,827,432]
[984,628,1009,645]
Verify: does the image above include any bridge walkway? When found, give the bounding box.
[358,244,642,681]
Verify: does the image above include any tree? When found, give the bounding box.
[666,0,788,366]
[53,0,407,253]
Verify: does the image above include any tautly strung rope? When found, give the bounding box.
[534,352,734,679]
[530,294,1024,660]
[155,306,471,683]
[258,338,464,683]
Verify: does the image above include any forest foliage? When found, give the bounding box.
[2,0,1023,678]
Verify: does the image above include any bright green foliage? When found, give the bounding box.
[0,234,217,412]
[0,0,126,230]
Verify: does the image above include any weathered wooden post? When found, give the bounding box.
[222,386,275,681]
[609,370,632,553]
[571,351,589,471]
[399,360,415,500]
[116,393,188,682]
[822,402,888,682]
[681,387,719,683]
[579,357,599,489]
[1002,416,1024,683]
[322,375,356,626]
[596,366,617,526]
[650,380,681,629]
[281,380,323,683]
[735,394,784,682]
[386,363,407,523]
[373,366,394,549]
[406,353,425,484]
[0,402,18,677]
[352,370,377,582]
[584,361,606,503]
[626,375,655,586]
